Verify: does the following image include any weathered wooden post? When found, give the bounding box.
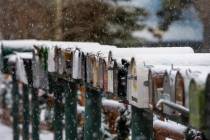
[22,59,33,140]
[53,76,64,140]
[127,58,154,140]
[31,87,40,140]
[11,65,20,140]
[31,49,41,140]
[62,49,78,140]
[131,107,153,140]
[51,47,65,140]
[22,84,30,140]
[84,85,102,140]
[9,53,32,140]
[1,41,34,140]
[84,55,102,140]
[64,80,78,140]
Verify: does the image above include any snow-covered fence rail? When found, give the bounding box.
[0,40,210,140]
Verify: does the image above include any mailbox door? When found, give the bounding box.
[72,50,81,79]
[98,58,105,89]
[103,62,108,93]
[108,62,114,93]
[175,73,185,106]
[205,75,210,137]
[86,56,92,84]
[80,52,86,82]
[153,74,164,105]
[128,62,139,106]
[64,50,73,80]
[117,67,127,99]
[189,80,205,130]
[148,70,154,107]
[91,56,98,87]
[113,62,118,95]
[163,73,173,115]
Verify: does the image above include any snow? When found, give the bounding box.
[15,56,28,84]
[4,53,32,84]
[108,47,194,65]
[77,104,85,115]
[133,53,210,67]
[102,98,125,110]
[128,53,210,108]
[1,40,36,50]
[153,119,187,135]
[156,99,189,115]
[0,123,13,140]
[5,52,32,62]
[0,123,53,140]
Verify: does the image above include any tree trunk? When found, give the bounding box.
[196,0,210,50]
[54,0,63,40]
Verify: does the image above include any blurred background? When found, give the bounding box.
[0,0,209,51]
[0,1,210,140]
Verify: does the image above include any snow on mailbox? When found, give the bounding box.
[169,66,210,109]
[147,65,171,108]
[107,47,194,97]
[78,45,116,89]
[128,53,210,108]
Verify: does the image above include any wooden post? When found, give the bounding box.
[11,66,20,140]
[131,106,153,140]
[53,77,64,140]
[65,81,78,140]
[31,88,40,140]
[23,59,32,140]
[22,84,30,140]
[84,85,102,140]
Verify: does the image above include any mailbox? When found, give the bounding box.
[175,72,185,106]
[205,74,210,138]
[147,65,171,108]
[128,54,210,109]
[107,47,194,97]
[189,78,205,130]
[189,69,210,132]
[72,49,82,80]
[148,70,165,107]
[63,49,74,80]
[127,58,149,108]
[117,59,129,99]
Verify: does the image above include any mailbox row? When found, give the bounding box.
[1,40,210,139]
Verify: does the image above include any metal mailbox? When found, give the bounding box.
[107,47,194,97]
[189,70,210,132]
[128,54,210,109]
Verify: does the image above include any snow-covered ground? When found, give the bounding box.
[0,123,53,140]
